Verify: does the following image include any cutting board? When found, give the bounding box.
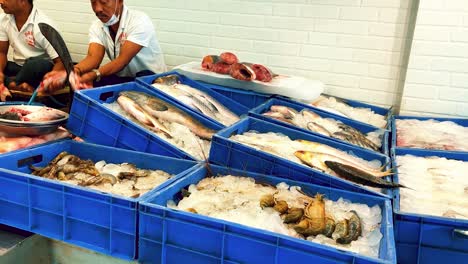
[174,62,324,101]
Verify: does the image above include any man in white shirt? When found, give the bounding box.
[47,0,167,91]
[0,0,64,101]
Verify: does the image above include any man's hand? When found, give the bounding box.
[69,71,93,90]
[0,83,11,101]
[41,70,67,93]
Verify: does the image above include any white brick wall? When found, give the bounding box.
[401,0,468,117]
[29,0,415,108]
[0,0,459,117]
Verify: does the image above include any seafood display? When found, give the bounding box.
[168,175,383,258]
[311,96,388,129]
[151,75,240,126]
[263,105,383,151]
[230,132,397,191]
[396,119,468,151]
[29,152,174,198]
[201,52,275,82]
[105,91,218,160]
[0,106,67,122]
[396,155,468,220]
[0,128,70,154]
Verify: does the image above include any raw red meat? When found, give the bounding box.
[251,64,274,82]
[220,52,238,65]
[201,55,221,70]
[230,63,256,81]
[211,62,232,74]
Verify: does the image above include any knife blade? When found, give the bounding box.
[38,23,75,105]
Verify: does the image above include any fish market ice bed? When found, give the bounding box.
[67,82,223,160]
[209,117,393,198]
[0,140,197,260]
[391,115,468,153]
[308,95,392,129]
[391,148,468,264]
[137,71,250,127]
[139,165,395,264]
[174,61,324,101]
[249,97,389,155]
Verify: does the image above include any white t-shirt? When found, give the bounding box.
[0,6,59,66]
[89,6,167,77]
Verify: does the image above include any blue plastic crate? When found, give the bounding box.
[391,115,468,155]
[209,117,392,198]
[194,81,272,109]
[281,94,392,130]
[139,164,396,264]
[391,148,468,264]
[136,71,250,127]
[0,140,198,260]
[67,81,223,161]
[249,97,389,155]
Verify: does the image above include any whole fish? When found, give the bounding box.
[295,150,392,179]
[117,94,172,137]
[120,91,216,140]
[152,77,239,126]
[295,140,389,177]
[324,160,405,189]
[5,107,66,122]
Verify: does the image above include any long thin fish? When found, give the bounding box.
[324,161,405,189]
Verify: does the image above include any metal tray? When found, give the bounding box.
[0,104,68,136]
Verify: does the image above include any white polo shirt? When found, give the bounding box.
[89,5,167,77]
[0,6,59,66]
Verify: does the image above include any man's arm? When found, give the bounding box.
[0,41,9,83]
[74,43,105,75]
[51,57,65,71]
[79,40,143,82]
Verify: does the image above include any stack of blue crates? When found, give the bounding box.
[390,116,468,264]
[12,72,468,263]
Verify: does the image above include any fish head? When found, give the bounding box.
[153,74,180,85]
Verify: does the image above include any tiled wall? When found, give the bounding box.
[35,0,415,108]
[16,0,467,117]
[400,0,468,117]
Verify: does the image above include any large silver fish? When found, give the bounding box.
[117,95,172,137]
[119,91,216,140]
[152,75,239,126]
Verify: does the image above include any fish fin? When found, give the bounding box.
[378,161,391,171]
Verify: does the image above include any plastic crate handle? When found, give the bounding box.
[453,229,468,240]
[99,91,115,102]
[17,154,43,168]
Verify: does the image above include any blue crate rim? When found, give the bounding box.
[391,147,468,226]
[212,116,392,198]
[74,83,224,161]
[391,115,468,154]
[276,95,391,132]
[0,140,200,202]
[136,71,251,127]
[249,97,390,155]
[140,164,395,263]
[70,92,197,161]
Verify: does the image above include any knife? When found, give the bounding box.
[38,23,75,107]
[39,23,74,76]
